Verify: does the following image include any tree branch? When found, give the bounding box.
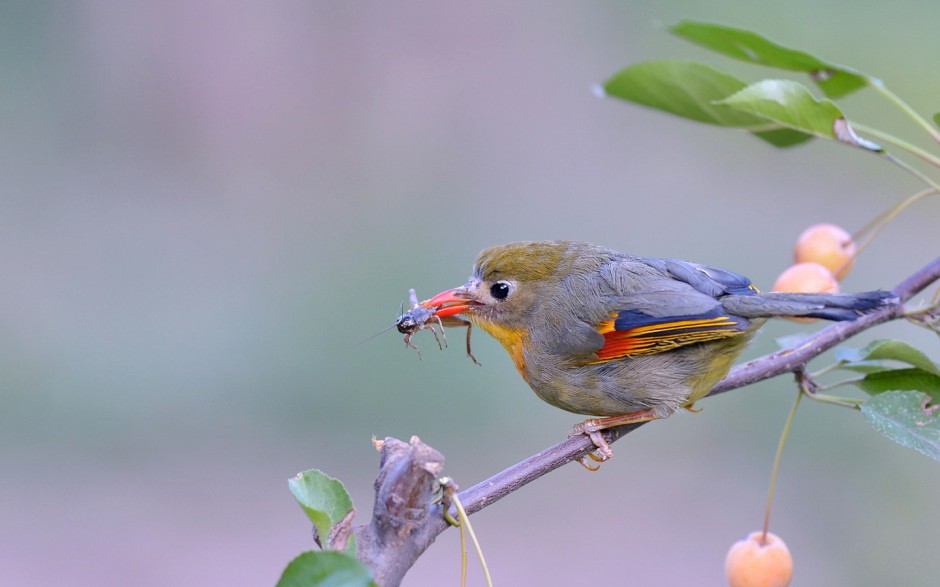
[356,255,940,586]
[353,437,445,587]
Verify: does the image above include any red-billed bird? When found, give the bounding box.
[420,241,893,466]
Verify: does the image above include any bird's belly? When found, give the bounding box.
[524,344,738,418]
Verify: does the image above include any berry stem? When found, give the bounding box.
[840,187,939,279]
[878,151,940,194]
[451,491,493,587]
[904,301,940,335]
[801,390,863,408]
[808,361,845,379]
[868,79,940,146]
[850,122,940,166]
[762,384,803,544]
[851,187,938,246]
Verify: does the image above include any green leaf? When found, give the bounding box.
[602,61,812,147]
[670,20,870,98]
[751,127,814,148]
[841,339,940,375]
[862,391,940,462]
[836,361,890,375]
[933,113,940,129]
[289,469,356,553]
[277,551,377,587]
[717,79,846,139]
[855,368,940,400]
[603,61,759,126]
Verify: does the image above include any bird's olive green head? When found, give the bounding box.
[455,241,582,326]
[474,240,578,280]
[423,241,605,333]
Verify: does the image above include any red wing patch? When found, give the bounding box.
[592,312,746,363]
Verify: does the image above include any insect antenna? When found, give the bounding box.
[353,322,399,347]
[354,298,410,348]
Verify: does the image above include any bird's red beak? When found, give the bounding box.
[421,287,474,317]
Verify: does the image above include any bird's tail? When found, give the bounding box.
[722,290,897,321]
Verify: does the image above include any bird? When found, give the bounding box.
[418,240,894,467]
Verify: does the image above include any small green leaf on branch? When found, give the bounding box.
[670,20,869,98]
[289,469,356,554]
[602,61,759,126]
[750,128,814,147]
[854,368,940,400]
[717,80,846,140]
[862,391,940,462]
[838,339,940,375]
[601,61,811,147]
[276,551,377,587]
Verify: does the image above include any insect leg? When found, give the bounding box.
[465,322,480,366]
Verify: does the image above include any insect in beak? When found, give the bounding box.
[421,287,475,317]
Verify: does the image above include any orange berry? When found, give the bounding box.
[772,262,839,295]
[725,531,793,587]
[793,223,856,280]
[772,263,839,322]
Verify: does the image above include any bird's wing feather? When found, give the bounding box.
[584,257,758,362]
[591,307,751,362]
[663,258,759,297]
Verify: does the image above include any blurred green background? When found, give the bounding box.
[3,2,939,585]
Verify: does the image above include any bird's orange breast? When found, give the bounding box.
[474,320,530,382]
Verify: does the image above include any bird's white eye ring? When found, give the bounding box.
[490,280,512,301]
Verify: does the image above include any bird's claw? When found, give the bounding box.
[577,455,602,471]
[684,402,703,414]
[570,422,614,471]
[569,409,658,471]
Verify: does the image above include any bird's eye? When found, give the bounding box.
[490,281,512,301]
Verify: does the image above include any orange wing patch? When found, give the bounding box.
[592,314,744,363]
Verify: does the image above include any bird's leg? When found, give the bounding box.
[569,409,657,470]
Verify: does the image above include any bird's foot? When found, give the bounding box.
[569,409,657,470]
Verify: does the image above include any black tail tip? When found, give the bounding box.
[811,289,897,321]
[851,290,898,310]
